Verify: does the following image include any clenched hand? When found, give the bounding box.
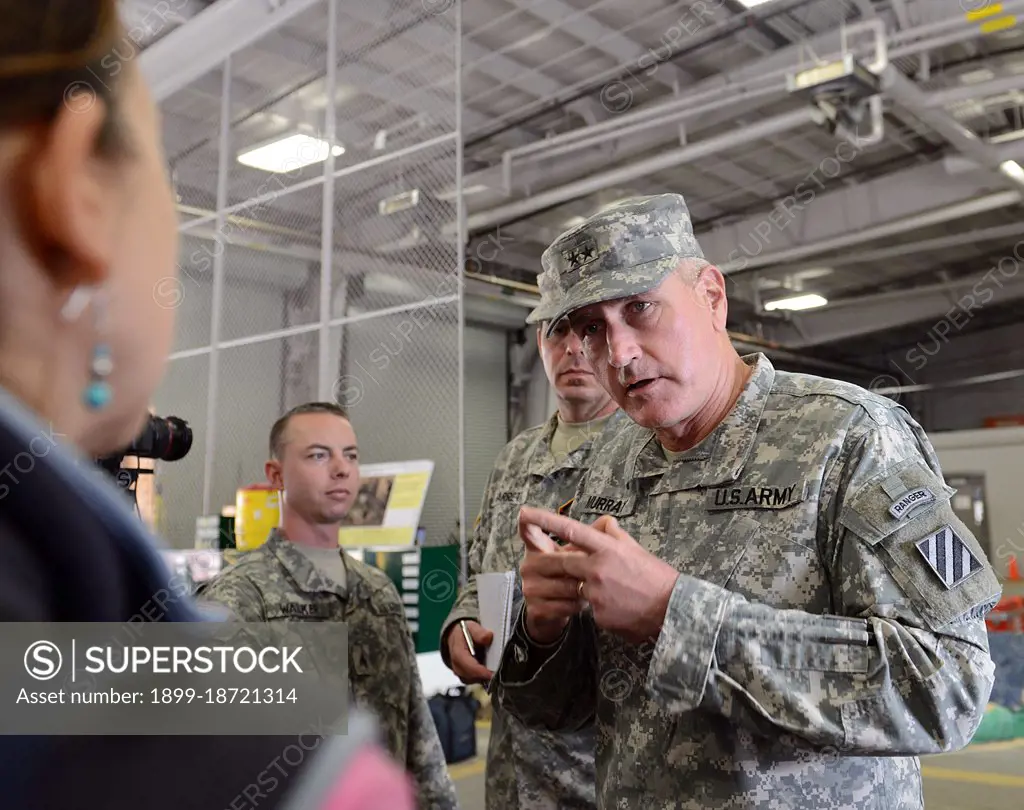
[446,619,494,685]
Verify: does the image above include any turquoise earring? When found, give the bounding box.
[83,343,114,410]
[62,286,113,411]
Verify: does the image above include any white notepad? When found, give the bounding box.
[476,571,517,672]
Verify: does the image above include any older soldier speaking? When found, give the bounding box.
[441,267,625,810]
[493,193,1001,810]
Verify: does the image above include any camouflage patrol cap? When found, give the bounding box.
[525,261,569,325]
[537,193,706,336]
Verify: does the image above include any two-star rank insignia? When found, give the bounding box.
[559,233,599,272]
[562,244,596,267]
[916,525,981,589]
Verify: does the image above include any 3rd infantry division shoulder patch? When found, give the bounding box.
[916,525,981,589]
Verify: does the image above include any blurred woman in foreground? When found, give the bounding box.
[0,3,414,808]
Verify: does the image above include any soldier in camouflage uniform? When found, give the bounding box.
[440,271,625,809]
[493,193,1002,810]
[196,403,458,810]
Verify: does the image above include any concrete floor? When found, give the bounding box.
[450,725,1024,809]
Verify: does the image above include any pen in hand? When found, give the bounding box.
[459,619,477,658]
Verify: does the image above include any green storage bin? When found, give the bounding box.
[972,704,1024,744]
[361,545,461,654]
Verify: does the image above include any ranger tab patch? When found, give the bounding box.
[916,525,981,589]
[888,486,935,520]
[706,483,802,511]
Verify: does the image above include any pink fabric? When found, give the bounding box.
[319,748,416,810]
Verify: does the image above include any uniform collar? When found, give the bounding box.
[629,353,775,490]
[265,528,349,599]
[526,408,625,479]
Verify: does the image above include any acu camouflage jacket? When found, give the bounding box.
[196,529,458,810]
[443,408,627,810]
[496,353,1001,810]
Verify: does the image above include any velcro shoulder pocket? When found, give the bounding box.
[838,460,1000,631]
[838,458,955,545]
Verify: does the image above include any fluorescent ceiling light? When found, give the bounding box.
[959,68,996,84]
[736,0,777,7]
[379,189,420,216]
[989,129,1024,144]
[237,134,344,173]
[435,184,490,201]
[764,293,828,312]
[1000,159,1024,181]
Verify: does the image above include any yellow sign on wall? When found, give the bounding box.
[338,460,434,548]
[235,485,280,551]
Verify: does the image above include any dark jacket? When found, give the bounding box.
[0,387,411,810]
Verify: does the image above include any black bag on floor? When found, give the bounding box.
[428,686,480,764]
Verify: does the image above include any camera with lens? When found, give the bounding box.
[119,414,193,462]
[97,415,193,503]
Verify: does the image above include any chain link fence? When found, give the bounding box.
[151,0,466,559]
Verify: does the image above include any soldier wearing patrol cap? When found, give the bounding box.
[196,402,457,810]
[440,266,626,810]
[493,193,1002,810]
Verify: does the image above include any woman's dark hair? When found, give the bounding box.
[0,1,130,157]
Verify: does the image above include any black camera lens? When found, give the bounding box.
[146,415,193,462]
[124,415,193,461]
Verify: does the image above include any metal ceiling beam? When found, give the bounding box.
[882,67,1024,193]
[121,0,208,47]
[503,0,687,95]
[339,3,599,125]
[701,157,1021,273]
[779,222,1024,273]
[889,0,911,29]
[924,73,1024,108]
[497,0,793,201]
[214,27,480,134]
[725,190,1020,271]
[463,6,1008,232]
[945,139,1024,173]
[466,107,820,232]
[577,3,1018,135]
[145,0,497,144]
[178,228,464,301]
[760,265,1024,348]
[457,121,726,229]
[141,0,324,101]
